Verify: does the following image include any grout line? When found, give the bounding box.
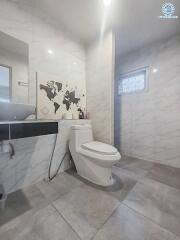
[35,178,84,204]
[137,175,180,193]
[51,203,82,240]
[113,165,147,180]
[90,202,121,240]
[122,202,180,239]
[115,163,180,193]
[89,172,142,239]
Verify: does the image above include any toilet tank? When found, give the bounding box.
[70,124,93,148]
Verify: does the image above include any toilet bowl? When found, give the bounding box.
[69,124,121,186]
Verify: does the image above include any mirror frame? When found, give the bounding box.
[0,63,12,102]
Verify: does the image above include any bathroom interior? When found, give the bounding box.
[0,0,180,239]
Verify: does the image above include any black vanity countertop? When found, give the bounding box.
[0,120,58,140]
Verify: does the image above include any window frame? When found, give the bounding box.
[0,64,12,102]
[118,67,149,95]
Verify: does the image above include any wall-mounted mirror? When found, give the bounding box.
[0,31,29,104]
[0,31,36,121]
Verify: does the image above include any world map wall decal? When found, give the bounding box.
[37,72,86,120]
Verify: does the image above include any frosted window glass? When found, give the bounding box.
[119,70,146,94]
[0,66,10,102]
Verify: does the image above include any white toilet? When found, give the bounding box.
[69,124,121,186]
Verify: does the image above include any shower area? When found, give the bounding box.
[114,34,180,169]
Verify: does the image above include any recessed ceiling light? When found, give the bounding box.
[103,0,111,7]
[48,49,54,55]
[153,68,158,73]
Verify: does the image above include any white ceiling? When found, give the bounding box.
[13,0,180,56]
[0,31,28,58]
[114,0,180,56]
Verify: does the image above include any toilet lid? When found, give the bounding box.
[82,141,118,155]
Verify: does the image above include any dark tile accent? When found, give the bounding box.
[10,122,58,139]
[0,124,9,141]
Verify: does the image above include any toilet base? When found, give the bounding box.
[75,154,115,187]
[78,172,114,187]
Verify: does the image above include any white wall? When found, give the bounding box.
[0,0,87,193]
[86,32,115,144]
[115,34,180,168]
[0,47,28,104]
[0,0,86,107]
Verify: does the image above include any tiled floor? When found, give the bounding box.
[1,156,180,240]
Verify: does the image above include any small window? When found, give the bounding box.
[118,68,147,94]
[0,65,11,102]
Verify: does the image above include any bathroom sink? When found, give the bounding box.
[0,102,36,121]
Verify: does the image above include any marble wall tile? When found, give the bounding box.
[86,32,115,144]
[0,0,86,106]
[0,0,88,194]
[115,34,180,168]
[0,120,90,194]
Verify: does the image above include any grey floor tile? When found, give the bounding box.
[115,155,141,168]
[124,178,180,237]
[53,184,120,240]
[23,184,49,208]
[107,167,138,202]
[34,205,80,240]
[66,167,137,202]
[36,172,83,202]
[93,204,180,240]
[0,185,48,226]
[147,163,180,190]
[116,156,154,178]
[0,204,80,240]
[113,166,144,180]
[0,231,41,240]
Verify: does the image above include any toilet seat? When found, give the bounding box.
[78,145,120,167]
[69,124,121,186]
[82,141,117,155]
